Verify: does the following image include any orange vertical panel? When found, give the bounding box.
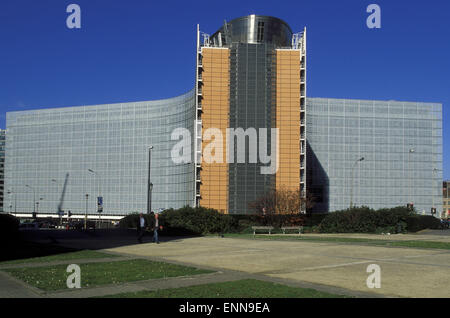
[275,50,301,192]
[199,48,230,214]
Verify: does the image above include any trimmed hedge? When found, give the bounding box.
[119,212,153,230]
[404,215,442,232]
[318,206,441,233]
[160,206,235,235]
[120,206,441,235]
[119,206,235,236]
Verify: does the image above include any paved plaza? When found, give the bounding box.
[1,230,449,298]
[106,232,450,298]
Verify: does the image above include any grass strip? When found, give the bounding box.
[101,279,347,298]
[0,250,118,265]
[4,259,213,291]
[222,234,450,249]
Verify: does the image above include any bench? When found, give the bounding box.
[281,226,303,235]
[252,226,274,235]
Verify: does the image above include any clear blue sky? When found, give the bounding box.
[0,0,448,179]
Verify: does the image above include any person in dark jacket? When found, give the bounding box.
[137,213,148,243]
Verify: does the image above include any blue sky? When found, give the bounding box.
[0,0,448,179]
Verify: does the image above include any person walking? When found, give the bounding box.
[137,212,147,243]
[150,212,163,244]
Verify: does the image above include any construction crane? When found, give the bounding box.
[57,173,69,222]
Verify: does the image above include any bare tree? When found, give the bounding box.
[248,187,315,215]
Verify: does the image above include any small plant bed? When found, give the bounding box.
[4,259,214,291]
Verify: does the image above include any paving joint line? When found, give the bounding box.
[0,256,132,269]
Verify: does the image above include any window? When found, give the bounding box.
[257,22,264,42]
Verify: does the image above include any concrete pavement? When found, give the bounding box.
[105,235,450,298]
[2,230,449,298]
[0,271,41,298]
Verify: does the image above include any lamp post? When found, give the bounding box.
[147,146,153,214]
[36,198,43,214]
[7,189,16,216]
[25,185,36,218]
[87,169,101,197]
[88,169,102,227]
[432,168,440,217]
[84,194,89,230]
[149,182,153,215]
[350,157,364,209]
[7,189,12,214]
[408,148,415,207]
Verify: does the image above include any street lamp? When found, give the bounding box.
[432,168,440,217]
[7,189,12,214]
[84,193,89,230]
[147,146,153,214]
[408,148,415,207]
[149,182,153,214]
[350,157,364,209]
[36,197,43,214]
[7,189,16,216]
[25,184,36,217]
[88,169,102,227]
[87,169,102,195]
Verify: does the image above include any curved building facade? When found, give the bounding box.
[210,15,293,47]
[5,90,195,215]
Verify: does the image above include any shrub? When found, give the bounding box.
[116,206,233,236]
[318,206,416,233]
[404,215,442,232]
[119,212,153,229]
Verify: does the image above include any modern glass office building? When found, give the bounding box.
[306,98,443,214]
[195,15,307,214]
[3,15,444,217]
[4,91,195,215]
[0,130,5,212]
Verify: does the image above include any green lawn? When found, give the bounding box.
[0,250,117,265]
[4,259,213,291]
[387,240,450,249]
[101,279,347,298]
[222,233,450,249]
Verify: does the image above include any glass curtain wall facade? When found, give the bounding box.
[0,130,5,212]
[4,91,195,215]
[306,97,443,214]
[227,42,276,214]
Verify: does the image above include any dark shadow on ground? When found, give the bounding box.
[1,229,201,263]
